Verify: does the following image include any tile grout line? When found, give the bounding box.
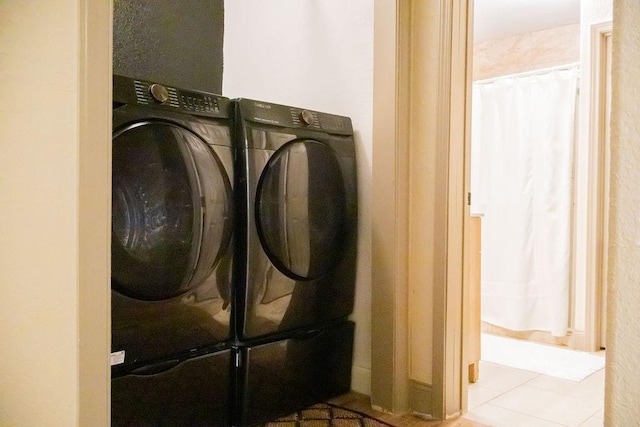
[470,364,605,426]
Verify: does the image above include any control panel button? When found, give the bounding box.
[149,84,169,103]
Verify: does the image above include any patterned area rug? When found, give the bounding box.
[262,403,393,427]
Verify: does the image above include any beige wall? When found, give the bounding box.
[473,24,580,81]
[606,0,640,423]
[0,2,80,425]
[0,1,111,425]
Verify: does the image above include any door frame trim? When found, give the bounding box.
[371,0,472,419]
[431,0,473,419]
[370,0,411,414]
[78,0,112,424]
[585,21,613,352]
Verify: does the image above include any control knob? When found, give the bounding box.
[149,83,169,103]
[300,110,314,126]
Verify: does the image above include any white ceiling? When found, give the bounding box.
[474,0,581,43]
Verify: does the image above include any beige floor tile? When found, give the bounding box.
[525,370,605,408]
[581,368,605,387]
[488,384,601,426]
[467,384,503,409]
[332,357,605,427]
[475,361,539,393]
[578,416,604,427]
[465,403,564,427]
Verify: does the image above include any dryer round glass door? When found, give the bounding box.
[256,139,347,280]
[112,121,232,300]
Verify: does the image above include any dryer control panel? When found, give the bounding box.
[238,98,353,136]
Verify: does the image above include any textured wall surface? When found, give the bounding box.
[606,0,640,423]
[113,0,224,93]
[223,0,374,395]
[473,24,580,81]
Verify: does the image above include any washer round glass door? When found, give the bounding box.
[112,121,232,300]
[256,139,347,281]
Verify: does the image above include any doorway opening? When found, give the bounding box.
[464,1,611,424]
[471,0,582,350]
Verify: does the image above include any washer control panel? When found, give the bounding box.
[113,75,230,119]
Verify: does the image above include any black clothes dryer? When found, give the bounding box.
[111,75,235,373]
[234,99,358,340]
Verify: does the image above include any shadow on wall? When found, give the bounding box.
[113,0,224,94]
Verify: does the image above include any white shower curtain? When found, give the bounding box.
[471,66,578,337]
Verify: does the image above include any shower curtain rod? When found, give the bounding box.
[474,62,580,85]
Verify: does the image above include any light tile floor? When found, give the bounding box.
[464,361,605,427]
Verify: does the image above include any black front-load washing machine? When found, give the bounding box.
[234,98,358,340]
[111,75,233,425]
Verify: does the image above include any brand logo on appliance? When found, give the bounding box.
[254,102,272,109]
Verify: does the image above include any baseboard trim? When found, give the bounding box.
[482,321,572,348]
[409,379,434,419]
[571,330,586,351]
[351,365,371,396]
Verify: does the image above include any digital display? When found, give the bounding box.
[318,114,351,133]
[180,91,220,113]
